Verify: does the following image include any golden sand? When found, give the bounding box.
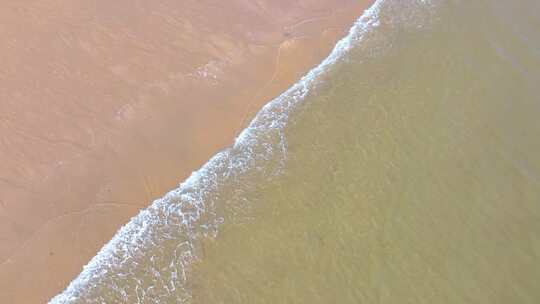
[0,1,374,302]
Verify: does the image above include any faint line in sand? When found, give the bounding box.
[0,201,145,268]
[235,35,310,136]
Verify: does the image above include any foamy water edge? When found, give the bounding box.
[49,1,386,302]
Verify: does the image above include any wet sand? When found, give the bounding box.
[0,0,374,302]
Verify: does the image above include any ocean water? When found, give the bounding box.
[51,0,540,303]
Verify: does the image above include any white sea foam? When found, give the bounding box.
[49,1,390,303]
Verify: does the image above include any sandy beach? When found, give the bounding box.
[0,1,373,302]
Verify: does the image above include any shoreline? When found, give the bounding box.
[0,1,374,302]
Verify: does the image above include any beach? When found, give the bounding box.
[4,0,540,303]
[0,1,374,302]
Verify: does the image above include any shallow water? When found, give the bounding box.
[51,0,540,303]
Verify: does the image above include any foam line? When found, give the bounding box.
[49,1,385,302]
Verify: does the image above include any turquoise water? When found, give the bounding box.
[51,0,540,303]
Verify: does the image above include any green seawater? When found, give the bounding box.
[190,1,540,303]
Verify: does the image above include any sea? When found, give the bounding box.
[50,0,540,303]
